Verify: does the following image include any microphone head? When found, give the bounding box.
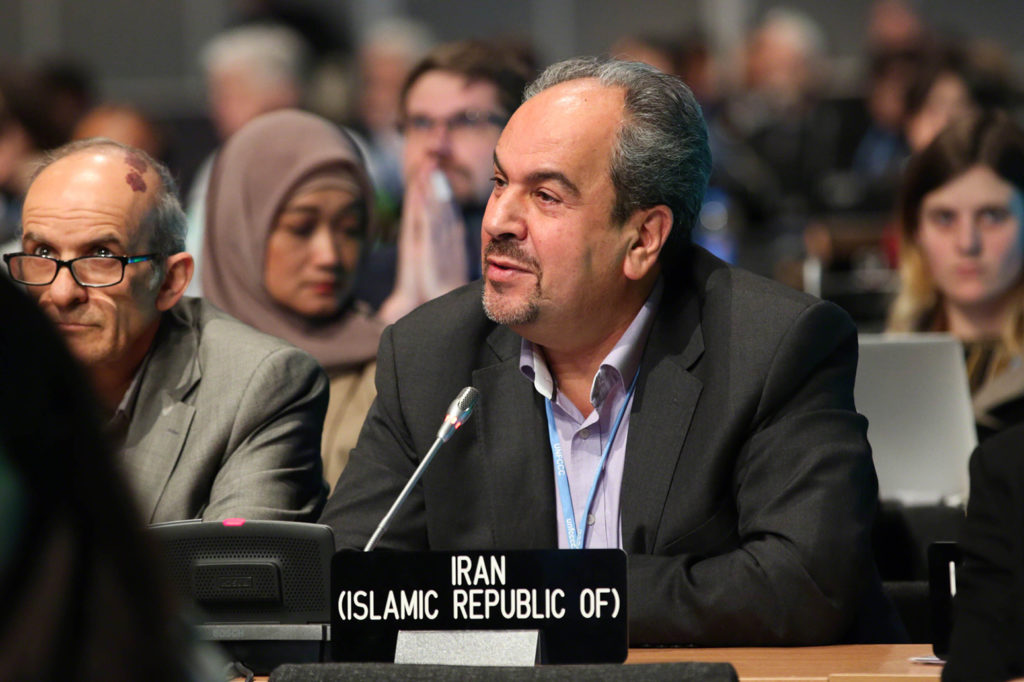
[437,386,480,442]
[454,386,480,415]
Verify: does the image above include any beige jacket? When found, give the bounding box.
[322,362,377,491]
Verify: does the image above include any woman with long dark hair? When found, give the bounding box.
[888,110,1024,439]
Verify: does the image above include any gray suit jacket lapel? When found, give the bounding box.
[621,285,705,554]
[121,310,200,522]
[473,325,557,549]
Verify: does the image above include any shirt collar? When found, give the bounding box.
[519,278,662,408]
[111,345,154,426]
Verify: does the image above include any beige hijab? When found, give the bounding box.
[203,109,383,370]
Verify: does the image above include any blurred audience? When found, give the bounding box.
[185,23,312,295]
[903,42,1014,154]
[741,8,827,118]
[200,23,310,142]
[35,59,95,145]
[224,0,359,152]
[888,111,1024,440]
[904,53,979,154]
[350,18,434,210]
[226,0,353,67]
[0,275,220,681]
[846,0,929,210]
[203,109,385,489]
[866,0,928,55]
[609,31,721,109]
[0,64,72,244]
[6,138,327,522]
[72,103,166,160]
[942,422,1024,681]
[847,49,919,212]
[711,8,843,276]
[610,33,679,76]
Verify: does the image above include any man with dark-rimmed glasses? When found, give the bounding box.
[373,40,533,322]
[5,138,327,524]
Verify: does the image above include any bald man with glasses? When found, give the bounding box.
[5,138,327,524]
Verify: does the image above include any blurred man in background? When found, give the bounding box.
[375,40,532,320]
[185,23,311,295]
[350,18,434,207]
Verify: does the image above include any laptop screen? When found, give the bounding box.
[855,334,976,504]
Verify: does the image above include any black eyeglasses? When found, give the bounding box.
[399,110,507,138]
[3,253,157,287]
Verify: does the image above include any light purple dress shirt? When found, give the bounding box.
[518,281,662,549]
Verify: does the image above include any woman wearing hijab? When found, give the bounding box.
[203,109,385,490]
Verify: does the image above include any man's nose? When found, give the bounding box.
[46,266,88,307]
[483,187,527,242]
[423,121,454,156]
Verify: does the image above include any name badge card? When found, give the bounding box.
[331,549,627,664]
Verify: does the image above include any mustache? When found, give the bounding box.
[483,239,541,273]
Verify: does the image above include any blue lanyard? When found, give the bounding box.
[545,369,640,549]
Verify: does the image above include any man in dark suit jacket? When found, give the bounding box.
[321,57,892,645]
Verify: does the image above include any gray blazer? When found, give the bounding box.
[320,247,894,645]
[121,297,327,524]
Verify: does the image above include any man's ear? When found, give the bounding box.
[623,205,672,281]
[155,252,194,312]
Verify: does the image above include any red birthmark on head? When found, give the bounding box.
[126,171,147,192]
[124,151,149,174]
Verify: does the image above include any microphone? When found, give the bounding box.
[363,387,480,552]
[437,386,480,442]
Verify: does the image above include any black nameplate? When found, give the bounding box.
[331,549,627,664]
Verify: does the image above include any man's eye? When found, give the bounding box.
[32,246,52,257]
[93,247,115,257]
[536,190,558,204]
[407,116,433,132]
[491,176,507,189]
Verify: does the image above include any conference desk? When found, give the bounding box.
[627,644,941,681]
[242,645,941,681]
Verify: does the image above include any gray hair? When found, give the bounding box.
[758,7,826,62]
[31,138,187,257]
[359,16,434,59]
[524,57,711,261]
[201,24,309,91]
